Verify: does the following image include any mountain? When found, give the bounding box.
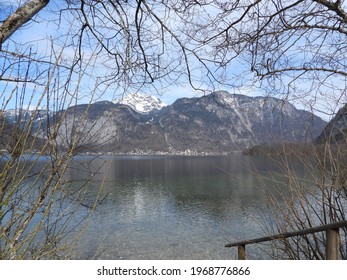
[51,101,167,154]
[0,111,45,154]
[50,91,327,154]
[112,93,166,113]
[315,103,347,144]
[3,108,49,125]
[155,91,325,152]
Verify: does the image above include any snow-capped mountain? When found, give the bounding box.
[112,93,166,113]
[48,91,327,154]
[3,91,329,154]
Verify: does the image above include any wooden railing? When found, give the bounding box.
[225,220,347,260]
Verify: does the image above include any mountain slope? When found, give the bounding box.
[48,91,326,154]
[52,101,167,153]
[315,103,347,144]
[155,91,326,152]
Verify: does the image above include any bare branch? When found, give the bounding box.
[0,0,50,47]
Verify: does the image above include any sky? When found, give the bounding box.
[1,0,345,121]
[0,1,256,106]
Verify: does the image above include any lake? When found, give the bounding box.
[61,153,310,259]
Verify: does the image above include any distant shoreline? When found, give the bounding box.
[3,142,345,159]
[82,149,234,157]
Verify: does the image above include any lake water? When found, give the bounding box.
[61,154,310,260]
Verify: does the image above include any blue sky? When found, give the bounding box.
[0,1,257,107]
[1,1,345,121]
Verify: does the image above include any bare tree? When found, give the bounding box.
[184,0,347,113]
[169,0,347,259]
[1,0,211,259]
[261,143,347,259]
[184,0,347,259]
[2,1,347,102]
[1,0,347,260]
[0,30,108,259]
[1,1,221,96]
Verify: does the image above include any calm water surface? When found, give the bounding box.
[63,154,308,259]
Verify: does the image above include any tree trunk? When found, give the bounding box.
[0,0,49,46]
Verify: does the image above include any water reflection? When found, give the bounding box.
[61,154,310,259]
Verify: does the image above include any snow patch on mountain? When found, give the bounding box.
[113,93,166,113]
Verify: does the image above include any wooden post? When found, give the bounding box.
[326,228,339,260]
[238,244,246,260]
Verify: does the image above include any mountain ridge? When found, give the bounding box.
[3,91,331,155]
[46,91,327,154]
[112,92,167,113]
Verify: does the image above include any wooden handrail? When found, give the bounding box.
[225,220,347,260]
